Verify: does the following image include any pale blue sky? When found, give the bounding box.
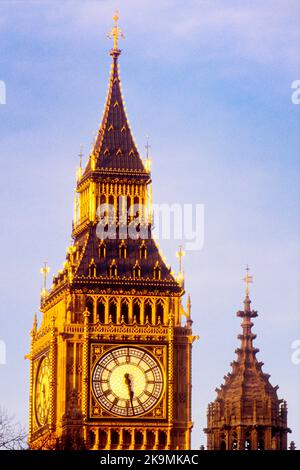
[0,0,299,448]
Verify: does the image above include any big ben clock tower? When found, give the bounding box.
[27,13,196,450]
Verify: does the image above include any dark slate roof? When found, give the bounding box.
[73,224,180,292]
[84,50,148,177]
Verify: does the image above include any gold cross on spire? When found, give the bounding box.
[107,11,124,51]
[40,261,50,298]
[243,264,253,296]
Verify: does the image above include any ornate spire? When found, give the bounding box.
[204,274,290,449]
[81,12,148,179]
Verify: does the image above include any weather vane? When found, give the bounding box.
[107,11,124,50]
[243,264,253,296]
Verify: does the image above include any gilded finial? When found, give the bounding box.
[176,245,185,286]
[243,264,253,297]
[107,11,124,51]
[40,261,50,299]
[145,135,152,172]
[176,245,185,274]
[76,145,83,181]
[78,144,83,169]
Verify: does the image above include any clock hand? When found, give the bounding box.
[42,384,46,406]
[124,373,134,415]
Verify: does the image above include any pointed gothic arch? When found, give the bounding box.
[153,261,161,280]
[109,260,117,278]
[121,299,129,323]
[89,259,96,277]
[140,241,147,260]
[85,297,94,316]
[144,299,152,323]
[97,298,105,323]
[133,196,140,217]
[156,299,164,324]
[98,241,106,259]
[109,298,117,323]
[133,261,141,279]
[119,240,127,259]
[127,195,131,218]
[133,300,141,324]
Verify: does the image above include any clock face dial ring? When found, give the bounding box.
[35,356,50,427]
[92,347,164,417]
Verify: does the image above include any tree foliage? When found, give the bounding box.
[0,407,27,450]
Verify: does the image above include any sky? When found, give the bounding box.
[0,0,299,449]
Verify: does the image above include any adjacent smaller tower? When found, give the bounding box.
[204,268,291,450]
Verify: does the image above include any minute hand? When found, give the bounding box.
[124,373,134,414]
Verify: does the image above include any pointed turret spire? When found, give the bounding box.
[83,12,148,179]
[204,269,291,450]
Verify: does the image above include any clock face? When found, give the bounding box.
[35,356,50,427]
[92,346,164,417]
